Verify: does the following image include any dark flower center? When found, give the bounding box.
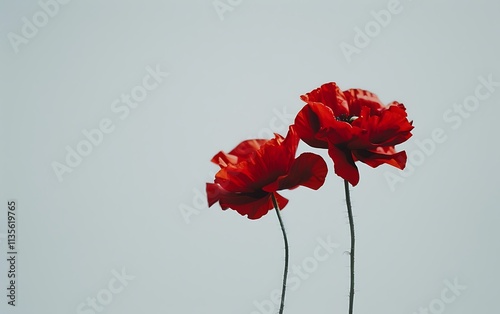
[336,114,358,123]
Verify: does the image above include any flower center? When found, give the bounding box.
[336,114,358,123]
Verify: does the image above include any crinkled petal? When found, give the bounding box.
[301,82,349,116]
[210,151,238,168]
[352,105,413,147]
[228,139,267,160]
[249,127,298,188]
[343,88,384,116]
[372,104,414,145]
[354,147,407,170]
[210,139,268,167]
[213,127,299,193]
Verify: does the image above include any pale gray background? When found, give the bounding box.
[1,1,499,313]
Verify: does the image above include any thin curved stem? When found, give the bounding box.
[271,193,289,314]
[344,180,355,314]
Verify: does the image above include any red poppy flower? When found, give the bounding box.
[206,126,328,219]
[294,82,413,186]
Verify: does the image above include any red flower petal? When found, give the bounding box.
[212,130,295,193]
[221,193,276,220]
[327,144,360,186]
[262,152,328,192]
[228,192,288,220]
[211,139,268,167]
[206,183,288,219]
[353,147,407,169]
[294,103,338,148]
[352,105,413,148]
[229,139,268,157]
[206,182,222,207]
[213,163,257,193]
[301,82,349,116]
[343,88,384,116]
[210,151,238,168]
[321,119,356,144]
[249,128,298,187]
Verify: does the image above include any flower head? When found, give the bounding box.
[294,82,414,186]
[206,126,328,219]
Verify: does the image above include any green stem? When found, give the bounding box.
[344,179,355,314]
[271,193,289,314]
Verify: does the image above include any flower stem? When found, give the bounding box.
[271,193,289,314]
[344,180,355,314]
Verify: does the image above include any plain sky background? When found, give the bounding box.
[1,1,499,313]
